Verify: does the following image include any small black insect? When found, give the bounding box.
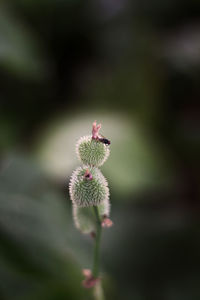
[98,135,111,145]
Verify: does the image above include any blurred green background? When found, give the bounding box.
[0,0,200,299]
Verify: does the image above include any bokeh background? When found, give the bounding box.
[0,0,200,299]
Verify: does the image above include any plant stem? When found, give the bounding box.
[92,206,102,278]
[92,207,105,300]
[93,281,105,300]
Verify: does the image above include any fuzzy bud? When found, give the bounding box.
[69,166,109,207]
[72,199,110,234]
[76,135,110,167]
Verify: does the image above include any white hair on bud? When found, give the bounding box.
[76,135,110,167]
[69,166,109,207]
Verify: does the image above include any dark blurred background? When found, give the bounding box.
[0,0,200,299]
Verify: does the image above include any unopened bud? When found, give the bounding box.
[69,166,109,207]
[76,135,110,167]
[101,216,113,228]
[72,199,110,234]
[82,268,100,289]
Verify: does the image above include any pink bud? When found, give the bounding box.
[92,120,101,139]
[101,217,113,228]
[82,277,100,288]
[84,169,93,180]
[82,269,100,289]
[82,269,92,277]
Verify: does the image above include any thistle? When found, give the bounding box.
[69,121,113,296]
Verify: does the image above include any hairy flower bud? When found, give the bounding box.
[72,199,110,234]
[69,166,109,207]
[76,135,110,167]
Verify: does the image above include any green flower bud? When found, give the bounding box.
[72,199,110,234]
[76,135,110,167]
[69,166,109,207]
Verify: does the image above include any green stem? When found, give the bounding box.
[92,206,102,278]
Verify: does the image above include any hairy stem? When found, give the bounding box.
[92,206,102,278]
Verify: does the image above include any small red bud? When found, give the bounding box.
[82,269,92,277]
[84,169,93,180]
[101,216,113,228]
[92,120,101,139]
[82,269,100,288]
